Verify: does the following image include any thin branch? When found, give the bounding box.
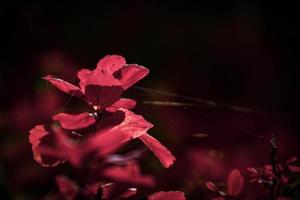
[134,86,288,119]
[270,134,280,200]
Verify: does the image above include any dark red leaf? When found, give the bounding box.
[288,165,300,172]
[114,64,149,90]
[84,68,123,109]
[227,169,244,196]
[246,167,258,174]
[102,162,154,187]
[85,85,123,111]
[285,156,297,164]
[101,183,137,200]
[56,175,79,200]
[281,175,289,183]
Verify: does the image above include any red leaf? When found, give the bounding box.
[227,169,244,196]
[96,55,126,73]
[139,134,176,168]
[206,181,219,192]
[56,175,79,200]
[285,156,297,164]
[85,109,153,157]
[77,68,91,93]
[246,167,258,174]
[281,175,289,184]
[115,64,149,90]
[288,165,300,172]
[148,191,186,200]
[51,126,82,166]
[84,69,123,110]
[106,98,137,112]
[29,125,64,167]
[102,162,154,187]
[101,183,137,200]
[52,112,96,130]
[43,75,83,97]
[29,125,49,165]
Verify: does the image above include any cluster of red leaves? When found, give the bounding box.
[206,169,244,200]
[206,157,300,200]
[246,157,300,200]
[28,55,185,200]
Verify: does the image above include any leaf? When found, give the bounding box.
[281,175,289,184]
[77,68,91,93]
[52,112,96,130]
[285,156,297,164]
[148,191,186,200]
[227,169,244,196]
[106,98,137,112]
[55,175,79,200]
[102,162,154,187]
[85,109,153,157]
[114,64,149,90]
[139,134,176,168]
[29,125,49,165]
[96,55,126,73]
[101,183,137,200]
[246,167,258,174]
[288,165,300,172]
[85,85,123,110]
[43,75,83,97]
[206,181,219,192]
[29,125,64,167]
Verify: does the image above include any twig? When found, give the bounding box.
[134,86,289,119]
[270,134,280,200]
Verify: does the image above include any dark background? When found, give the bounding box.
[0,1,299,199]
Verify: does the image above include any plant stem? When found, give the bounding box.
[270,134,280,200]
[134,86,288,119]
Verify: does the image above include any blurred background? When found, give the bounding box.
[0,1,299,199]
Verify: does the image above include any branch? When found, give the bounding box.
[134,86,288,119]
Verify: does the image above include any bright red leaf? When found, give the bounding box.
[106,98,137,112]
[114,64,149,90]
[96,55,126,73]
[139,134,176,168]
